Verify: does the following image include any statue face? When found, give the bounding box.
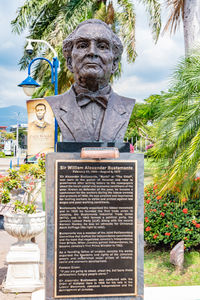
[35,105,46,120]
[70,23,116,88]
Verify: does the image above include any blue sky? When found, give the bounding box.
[0,0,184,108]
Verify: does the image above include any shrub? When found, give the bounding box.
[0,151,5,158]
[0,154,46,214]
[144,184,200,249]
[19,154,46,180]
[19,164,31,174]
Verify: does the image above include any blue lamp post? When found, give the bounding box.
[18,39,59,151]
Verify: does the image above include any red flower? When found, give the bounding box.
[145,219,149,223]
[192,220,196,225]
[130,144,134,153]
[174,225,178,228]
[184,237,188,240]
[146,226,151,232]
[165,232,171,236]
[194,177,200,181]
[182,208,188,214]
[153,209,157,212]
[165,224,169,228]
[160,212,165,217]
[164,203,167,207]
[170,212,173,214]
[146,199,150,204]
[195,223,200,228]
[153,234,158,239]
[157,195,162,200]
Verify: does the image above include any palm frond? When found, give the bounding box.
[11,0,48,34]
[62,0,96,31]
[163,0,184,34]
[105,2,115,24]
[140,0,161,42]
[150,50,200,197]
[116,0,137,62]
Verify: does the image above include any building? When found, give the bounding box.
[10,124,28,132]
[0,126,7,131]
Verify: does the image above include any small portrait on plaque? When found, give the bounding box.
[27,98,55,157]
[30,103,50,130]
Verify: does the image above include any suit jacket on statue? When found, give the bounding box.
[45,86,135,142]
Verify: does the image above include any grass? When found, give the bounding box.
[41,181,45,211]
[144,249,200,286]
[144,158,157,186]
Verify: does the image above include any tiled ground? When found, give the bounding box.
[0,229,45,300]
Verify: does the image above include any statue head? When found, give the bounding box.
[63,19,123,90]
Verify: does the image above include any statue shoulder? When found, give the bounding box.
[44,88,74,110]
[118,93,136,104]
[113,91,136,112]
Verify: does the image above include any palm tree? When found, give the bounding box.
[125,94,161,143]
[164,0,200,54]
[11,0,161,96]
[150,50,200,198]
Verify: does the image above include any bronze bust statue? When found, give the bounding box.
[46,19,135,142]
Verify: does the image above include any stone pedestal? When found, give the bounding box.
[3,210,45,293]
[3,241,43,293]
[46,151,144,300]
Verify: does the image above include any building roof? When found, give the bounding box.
[0,126,7,130]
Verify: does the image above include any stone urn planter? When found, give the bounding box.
[2,210,45,293]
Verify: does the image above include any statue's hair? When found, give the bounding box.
[63,19,123,67]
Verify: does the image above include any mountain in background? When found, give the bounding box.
[0,105,27,127]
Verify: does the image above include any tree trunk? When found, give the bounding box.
[183,0,200,54]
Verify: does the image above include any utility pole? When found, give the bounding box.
[16,112,20,166]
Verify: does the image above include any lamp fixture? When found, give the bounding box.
[18,75,40,96]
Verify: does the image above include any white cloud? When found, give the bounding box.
[113,76,169,101]
[1,41,15,50]
[0,66,27,107]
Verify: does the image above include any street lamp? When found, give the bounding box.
[18,39,59,149]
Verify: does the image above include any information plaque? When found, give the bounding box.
[55,160,137,298]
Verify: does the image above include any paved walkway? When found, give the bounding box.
[0,157,25,174]
[31,286,200,300]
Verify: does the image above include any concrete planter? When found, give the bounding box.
[4,210,45,241]
[2,210,45,293]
